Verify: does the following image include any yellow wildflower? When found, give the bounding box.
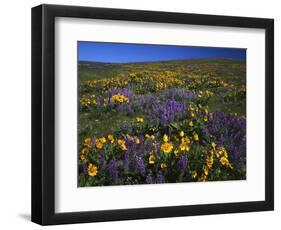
[174,149,180,157]
[107,134,114,143]
[80,154,86,161]
[204,116,208,122]
[145,134,150,138]
[163,134,169,142]
[181,137,190,144]
[206,156,214,168]
[100,137,106,144]
[161,142,173,154]
[83,137,92,148]
[110,93,129,104]
[211,142,216,149]
[149,154,155,164]
[81,147,89,155]
[160,163,167,169]
[194,133,199,141]
[203,165,209,176]
[179,131,185,137]
[191,171,197,179]
[179,142,189,151]
[188,121,194,127]
[136,117,144,123]
[87,163,98,177]
[135,137,140,144]
[220,156,229,166]
[118,139,127,151]
[118,139,125,146]
[120,144,127,151]
[95,140,104,149]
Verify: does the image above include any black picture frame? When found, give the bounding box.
[31,4,274,225]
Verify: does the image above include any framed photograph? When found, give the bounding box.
[31,4,274,225]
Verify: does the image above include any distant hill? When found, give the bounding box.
[78,58,246,81]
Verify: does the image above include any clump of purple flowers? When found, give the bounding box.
[108,157,118,183]
[178,156,188,171]
[150,99,187,126]
[207,112,246,165]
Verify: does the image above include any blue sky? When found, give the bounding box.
[78,41,246,63]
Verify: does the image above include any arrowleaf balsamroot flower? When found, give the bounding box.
[160,163,167,169]
[95,140,104,149]
[163,134,169,142]
[110,93,129,104]
[193,133,199,141]
[161,142,173,154]
[136,117,144,123]
[191,171,197,179]
[149,154,155,164]
[179,131,185,137]
[83,137,92,148]
[179,137,190,151]
[87,163,98,177]
[117,139,127,151]
[135,137,140,144]
[107,134,114,143]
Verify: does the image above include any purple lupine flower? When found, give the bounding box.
[106,88,134,99]
[133,155,146,176]
[82,163,87,176]
[144,138,153,157]
[157,88,193,102]
[156,171,164,183]
[178,156,188,171]
[144,98,187,126]
[108,157,118,183]
[99,150,106,172]
[145,174,153,184]
[206,111,246,165]
[123,152,129,173]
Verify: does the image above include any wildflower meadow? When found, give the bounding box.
[78,43,246,187]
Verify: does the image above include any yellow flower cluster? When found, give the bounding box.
[161,142,174,154]
[95,137,107,149]
[193,133,199,141]
[107,134,114,143]
[136,117,144,123]
[117,139,127,151]
[160,134,174,154]
[80,96,97,106]
[87,163,98,177]
[213,146,233,169]
[193,143,234,182]
[110,93,129,104]
[79,137,92,162]
[149,153,155,164]
[179,136,190,151]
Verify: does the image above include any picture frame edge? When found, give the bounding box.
[31,4,274,225]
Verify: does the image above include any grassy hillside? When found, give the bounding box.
[78,58,246,186]
[79,58,246,81]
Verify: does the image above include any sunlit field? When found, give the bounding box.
[78,43,246,187]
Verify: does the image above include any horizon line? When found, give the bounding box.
[78,57,245,64]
